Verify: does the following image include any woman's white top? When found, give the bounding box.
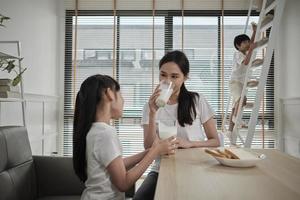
[141,93,215,172]
[81,122,125,200]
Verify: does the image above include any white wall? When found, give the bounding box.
[276,0,300,158]
[0,0,63,155]
[0,0,59,95]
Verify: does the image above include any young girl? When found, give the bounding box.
[133,50,220,200]
[73,74,176,200]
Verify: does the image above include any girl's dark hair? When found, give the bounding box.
[73,74,120,182]
[234,34,250,50]
[159,50,199,127]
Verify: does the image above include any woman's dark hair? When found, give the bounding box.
[234,34,250,50]
[159,50,199,127]
[73,74,120,182]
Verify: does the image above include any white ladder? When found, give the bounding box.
[231,0,286,147]
[221,0,255,142]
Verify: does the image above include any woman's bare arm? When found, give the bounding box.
[176,117,220,148]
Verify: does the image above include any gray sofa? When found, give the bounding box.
[0,126,134,200]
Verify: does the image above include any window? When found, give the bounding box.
[64,11,274,157]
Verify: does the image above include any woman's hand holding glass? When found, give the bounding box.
[148,85,161,114]
[148,80,174,113]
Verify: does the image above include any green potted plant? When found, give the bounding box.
[0,14,27,86]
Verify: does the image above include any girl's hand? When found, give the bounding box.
[148,85,161,113]
[152,136,177,155]
[174,137,193,149]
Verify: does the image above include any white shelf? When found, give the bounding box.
[0,51,21,60]
[0,97,25,102]
[0,41,26,126]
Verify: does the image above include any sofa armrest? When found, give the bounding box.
[33,156,85,197]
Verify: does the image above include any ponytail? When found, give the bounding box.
[177,83,199,127]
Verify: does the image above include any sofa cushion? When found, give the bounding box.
[2,126,32,168]
[37,196,80,200]
[0,132,7,172]
[34,156,85,197]
[0,171,18,200]
[0,126,37,200]
[8,161,37,200]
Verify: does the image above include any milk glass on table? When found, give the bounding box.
[158,119,177,140]
[155,80,174,108]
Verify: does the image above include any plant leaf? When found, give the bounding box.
[3,60,15,73]
[12,75,21,86]
[0,14,10,26]
[12,68,27,86]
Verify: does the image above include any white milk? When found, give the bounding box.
[159,122,177,140]
[155,88,173,107]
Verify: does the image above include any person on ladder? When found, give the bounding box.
[227,22,258,141]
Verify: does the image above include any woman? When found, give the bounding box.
[133,50,220,200]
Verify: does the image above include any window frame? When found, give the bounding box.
[64,10,274,155]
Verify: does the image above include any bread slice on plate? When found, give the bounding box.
[205,148,266,168]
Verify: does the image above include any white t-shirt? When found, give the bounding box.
[81,122,125,200]
[142,93,214,172]
[230,51,247,83]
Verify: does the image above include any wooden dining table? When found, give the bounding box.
[154,148,300,200]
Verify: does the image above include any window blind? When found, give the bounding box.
[63,2,275,157]
[64,0,252,10]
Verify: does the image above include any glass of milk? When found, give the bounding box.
[155,80,174,108]
[158,119,177,140]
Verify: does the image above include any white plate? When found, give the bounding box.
[212,148,266,168]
